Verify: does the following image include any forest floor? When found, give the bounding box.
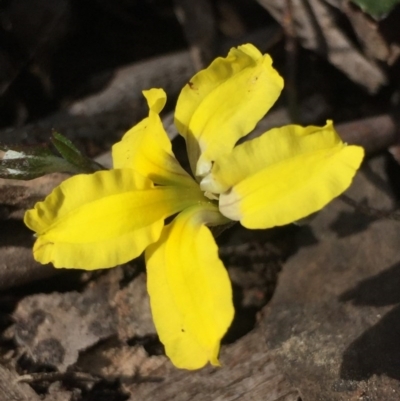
[1,1,400,400]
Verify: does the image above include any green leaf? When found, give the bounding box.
[351,0,400,19]
[0,133,105,180]
[0,145,80,180]
[51,132,104,173]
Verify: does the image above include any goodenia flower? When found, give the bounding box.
[24,44,364,370]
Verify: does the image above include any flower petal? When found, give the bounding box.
[213,122,364,228]
[24,169,205,269]
[145,204,234,369]
[113,88,196,187]
[174,43,283,177]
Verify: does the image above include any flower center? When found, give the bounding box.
[203,191,219,201]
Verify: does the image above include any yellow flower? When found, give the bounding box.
[24,44,364,370]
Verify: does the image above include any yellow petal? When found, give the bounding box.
[24,169,205,269]
[144,87,167,113]
[214,122,364,228]
[202,121,343,193]
[174,43,283,177]
[145,204,234,369]
[113,88,196,187]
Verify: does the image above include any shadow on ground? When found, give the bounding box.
[340,261,400,381]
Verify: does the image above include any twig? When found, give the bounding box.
[256,0,387,93]
[337,114,398,154]
[17,371,100,384]
[283,0,300,123]
[173,0,217,69]
[16,369,164,385]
